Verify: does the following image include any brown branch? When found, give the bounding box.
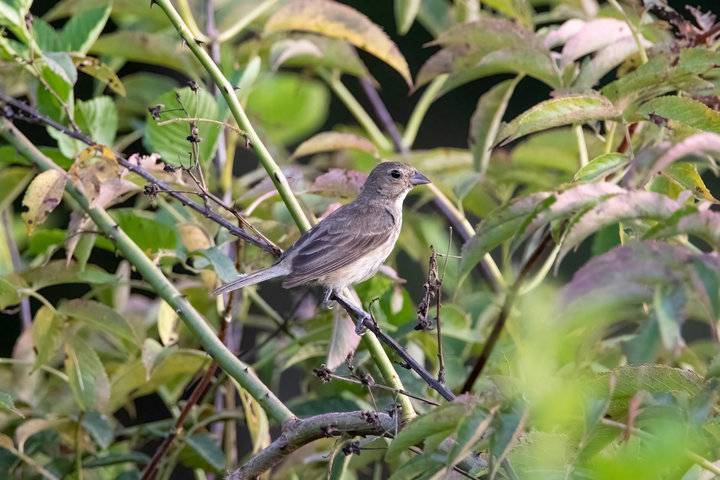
[331,292,456,401]
[226,411,398,480]
[0,94,282,258]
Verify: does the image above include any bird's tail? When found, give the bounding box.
[212,263,289,296]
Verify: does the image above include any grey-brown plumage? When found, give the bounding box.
[213,162,430,301]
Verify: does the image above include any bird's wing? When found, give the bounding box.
[282,202,397,288]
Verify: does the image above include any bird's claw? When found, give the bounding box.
[322,299,335,310]
[354,313,369,335]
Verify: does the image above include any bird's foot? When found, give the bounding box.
[322,289,336,310]
[354,313,369,335]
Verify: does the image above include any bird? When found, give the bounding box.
[213,162,430,331]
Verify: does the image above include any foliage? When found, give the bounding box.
[1,0,720,479]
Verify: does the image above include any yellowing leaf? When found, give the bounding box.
[158,300,179,346]
[292,131,378,158]
[70,145,136,208]
[265,0,412,86]
[21,169,67,235]
[75,55,126,96]
[179,224,212,252]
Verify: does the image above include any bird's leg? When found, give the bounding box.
[322,288,335,309]
[331,291,370,335]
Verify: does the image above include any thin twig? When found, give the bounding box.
[331,292,456,401]
[323,371,440,406]
[2,210,30,329]
[156,116,247,137]
[0,94,281,257]
[462,232,554,393]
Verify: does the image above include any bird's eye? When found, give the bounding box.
[390,169,401,178]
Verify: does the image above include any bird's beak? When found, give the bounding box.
[410,172,430,185]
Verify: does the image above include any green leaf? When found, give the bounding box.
[558,191,683,266]
[110,208,178,253]
[653,287,683,351]
[648,210,720,251]
[293,132,378,158]
[603,47,720,104]
[0,389,23,418]
[0,276,21,309]
[22,260,116,290]
[180,434,226,472]
[65,336,111,411]
[38,59,74,122]
[32,305,63,368]
[144,87,220,166]
[61,4,110,55]
[109,349,208,411]
[192,247,239,284]
[265,0,412,86]
[662,162,718,203]
[394,0,420,35]
[470,76,522,173]
[90,31,198,75]
[387,455,443,480]
[82,410,113,450]
[42,51,77,86]
[637,96,720,134]
[0,166,32,212]
[601,365,705,417]
[21,169,67,236]
[58,299,138,343]
[52,96,118,157]
[482,0,533,27]
[460,193,552,279]
[246,73,329,145]
[498,95,619,145]
[83,452,149,468]
[387,399,474,460]
[33,18,64,52]
[574,153,630,182]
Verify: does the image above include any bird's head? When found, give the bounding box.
[359,162,430,201]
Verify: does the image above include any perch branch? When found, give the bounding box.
[0,120,295,424]
[226,411,397,480]
[331,292,456,402]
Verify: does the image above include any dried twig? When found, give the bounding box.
[0,94,281,257]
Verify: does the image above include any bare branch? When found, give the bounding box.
[226,411,398,480]
[0,94,282,257]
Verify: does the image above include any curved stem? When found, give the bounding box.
[216,0,281,43]
[319,69,393,152]
[402,75,448,149]
[155,0,312,232]
[1,120,295,424]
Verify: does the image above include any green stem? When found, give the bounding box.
[216,0,281,43]
[574,124,588,168]
[156,0,416,418]
[604,121,617,154]
[155,0,311,232]
[402,74,448,149]
[319,69,393,152]
[607,0,648,65]
[0,358,69,381]
[1,120,295,424]
[174,0,210,43]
